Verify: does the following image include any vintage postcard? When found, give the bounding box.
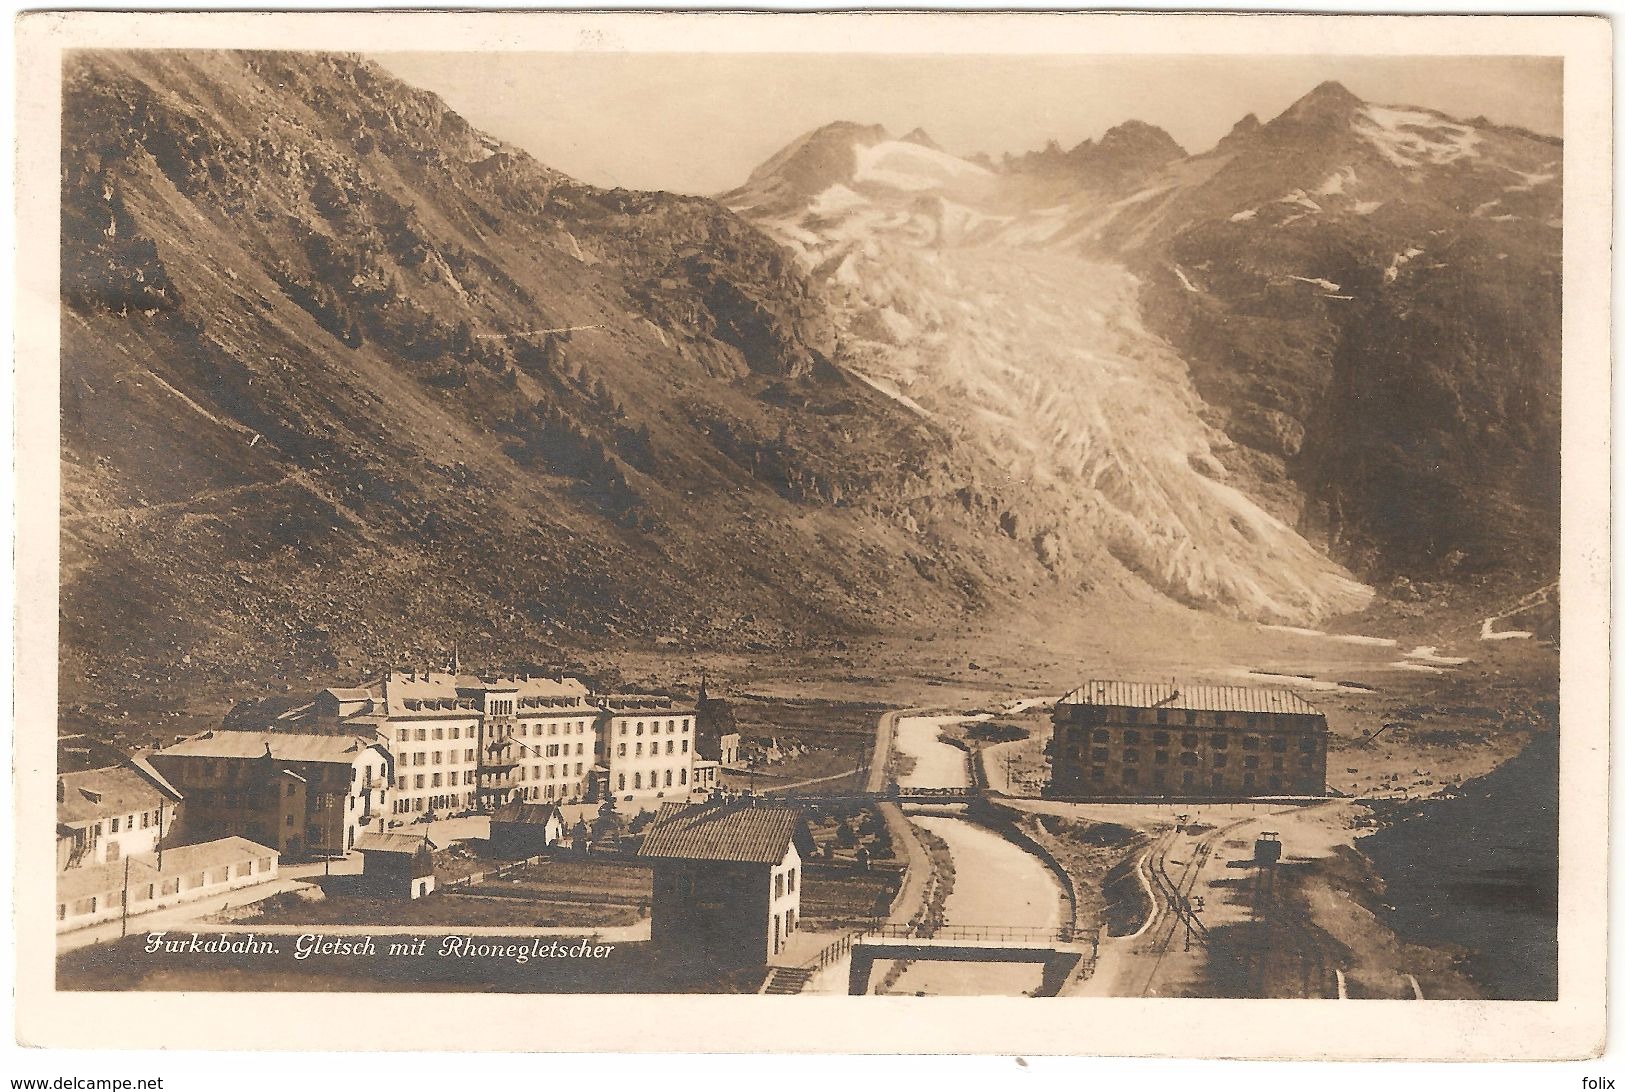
[12,10,1611,1058]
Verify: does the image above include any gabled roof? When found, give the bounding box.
[355,833,437,855]
[639,801,813,865]
[489,800,563,827]
[154,731,384,764]
[1058,680,1322,716]
[57,765,179,825]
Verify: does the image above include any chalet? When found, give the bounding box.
[639,800,814,966]
[1050,681,1329,800]
[488,799,566,858]
[56,762,181,871]
[355,833,437,899]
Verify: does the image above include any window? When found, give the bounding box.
[1185,712,1198,726]
[1243,756,1258,769]
[635,742,643,757]
[433,728,444,740]
[1243,735,1260,750]
[619,724,627,736]
[1270,736,1287,752]
[433,751,443,763]
[451,726,460,740]
[1182,733,1199,748]
[1154,751,1169,765]
[1122,768,1139,784]
[140,811,150,829]
[1156,711,1168,726]
[414,775,426,789]
[111,817,120,833]
[432,774,442,787]
[775,873,784,898]
[1213,753,1228,768]
[634,773,642,789]
[466,748,475,762]
[1092,729,1110,743]
[1211,733,1228,749]
[1091,747,1108,763]
[664,770,673,787]
[618,743,626,757]
[1211,773,1225,789]
[666,740,674,755]
[1272,757,1285,771]
[1123,730,1141,745]
[397,729,409,742]
[396,776,407,790]
[788,868,797,893]
[1123,749,1139,764]
[1180,751,1199,766]
[681,740,688,754]
[416,729,427,742]
[1090,766,1105,781]
[637,722,645,735]
[1182,771,1195,787]
[1300,736,1317,752]
[679,769,687,785]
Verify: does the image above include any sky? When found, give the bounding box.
[373,53,1562,196]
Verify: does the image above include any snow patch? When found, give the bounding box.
[1278,190,1323,212]
[1173,266,1201,293]
[1316,167,1358,197]
[1480,617,1534,641]
[1406,646,1470,666]
[1355,106,1482,169]
[852,140,990,193]
[1383,247,1425,284]
[1352,200,1384,215]
[1389,661,1447,674]
[1229,208,1258,222]
[1289,275,1341,292]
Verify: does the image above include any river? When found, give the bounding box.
[880,715,1063,996]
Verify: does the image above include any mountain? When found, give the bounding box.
[726,83,1561,602]
[59,51,1063,722]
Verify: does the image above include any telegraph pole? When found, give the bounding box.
[120,854,131,938]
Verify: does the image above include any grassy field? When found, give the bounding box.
[799,866,899,926]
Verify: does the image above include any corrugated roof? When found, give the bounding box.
[57,765,178,825]
[639,801,812,865]
[1058,680,1322,716]
[355,833,436,855]
[155,731,381,764]
[489,801,563,827]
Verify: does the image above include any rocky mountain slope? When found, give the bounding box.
[725,83,1561,600]
[60,51,1059,721]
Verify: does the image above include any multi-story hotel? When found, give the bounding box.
[597,694,698,799]
[1050,681,1329,800]
[149,730,392,858]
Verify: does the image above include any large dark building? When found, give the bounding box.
[639,800,813,967]
[1050,681,1328,800]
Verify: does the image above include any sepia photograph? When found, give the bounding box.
[11,9,1611,1060]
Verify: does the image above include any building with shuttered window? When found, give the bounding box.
[1050,681,1329,800]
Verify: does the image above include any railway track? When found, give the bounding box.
[1132,818,1243,997]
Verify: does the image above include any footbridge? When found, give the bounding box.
[844,923,1095,996]
[769,785,981,806]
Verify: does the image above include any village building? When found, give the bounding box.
[1050,681,1329,800]
[692,759,721,794]
[639,800,814,966]
[149,731,391,859]
[56,761,182,871]
[488,800,566,858]
[355,833,437,899]
[597,694,698,800]
[55,835,278,932]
